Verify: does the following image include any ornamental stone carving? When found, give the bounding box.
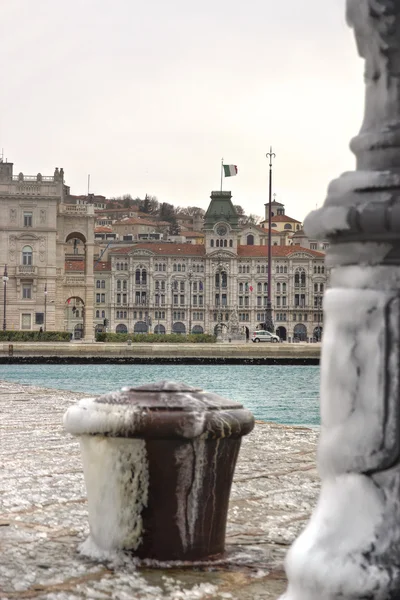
[9,235,16,262]
[39,236,46,262]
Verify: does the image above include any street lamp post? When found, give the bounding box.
[216,254,223,341]
[44,283,48,332]
[188,269,193,335]
[265,147,276,333]
[3,265,8,331]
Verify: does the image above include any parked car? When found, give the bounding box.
[251,330,280,343]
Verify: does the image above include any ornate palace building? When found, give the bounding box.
[0,161,328,341]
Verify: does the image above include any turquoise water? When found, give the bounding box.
[0,364,321,426]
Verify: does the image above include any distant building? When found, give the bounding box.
[0,165,327,342]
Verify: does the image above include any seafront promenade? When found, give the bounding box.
[0,379,320,599]
[0,342,320,363]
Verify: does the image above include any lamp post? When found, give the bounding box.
[3,265,8,331]
[188,268,193,335]
[216,253,223,341]
[315,293,323,342]
[44,283,48,332]
[265,147,276,333]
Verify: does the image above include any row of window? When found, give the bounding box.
[210,238,234,248]
[95,310,107,318]
[213,313,231,321]
[275,296,287,307]
[96,280,106,288]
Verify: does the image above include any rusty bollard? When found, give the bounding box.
[63,380,254,561]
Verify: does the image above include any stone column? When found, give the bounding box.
[281,2,400,598]
[84,242,95,341]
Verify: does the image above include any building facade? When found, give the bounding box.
[1,170,328,341]
[0,160,96,339]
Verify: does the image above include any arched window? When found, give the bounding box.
[173,263,177,271]
[117,280,121,290]
[216,239,219,247]
[116,263,120,271]
[247,234,254,245]
[284,266,288,273]
[284,224,292,230]
[22,245,33,265]
[211,239,214,247]
[257,265,260,273]
[295,272,300,285]
[102,310,105,318]
[229,239,233,247]
[246,265,250,273]
[282,283,287,293]
[223,239,227,247]
[96,310,100,318]
[277,283,281,293]
[257,282,262,293]
[280,266,283,273]
[301,271,306,285]
[135,267,147,284]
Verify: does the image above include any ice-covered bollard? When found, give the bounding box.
[63,380,254,561]
[281,2,400,599]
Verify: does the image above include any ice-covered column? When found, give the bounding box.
[281,2,400,599]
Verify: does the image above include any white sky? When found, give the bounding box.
[1,0,364,221]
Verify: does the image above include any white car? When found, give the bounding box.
[251,330,280,343]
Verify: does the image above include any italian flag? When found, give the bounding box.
[223,164,238,177]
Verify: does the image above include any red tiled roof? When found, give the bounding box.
[238,245,325,258]
[95,226,113,232]
[182,230,204,237]
[270,215,302,223]
[111,243,206,256]
[65,260,111,272]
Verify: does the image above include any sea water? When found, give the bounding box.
[0,364,320,426]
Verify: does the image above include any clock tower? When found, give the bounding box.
[203,190,239,255]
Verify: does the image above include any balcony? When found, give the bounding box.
[18,265,37,276]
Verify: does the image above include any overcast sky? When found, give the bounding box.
[1,0,364,221]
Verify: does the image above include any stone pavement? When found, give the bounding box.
[0,379,320,599]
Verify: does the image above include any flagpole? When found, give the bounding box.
[220,158,223,192]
